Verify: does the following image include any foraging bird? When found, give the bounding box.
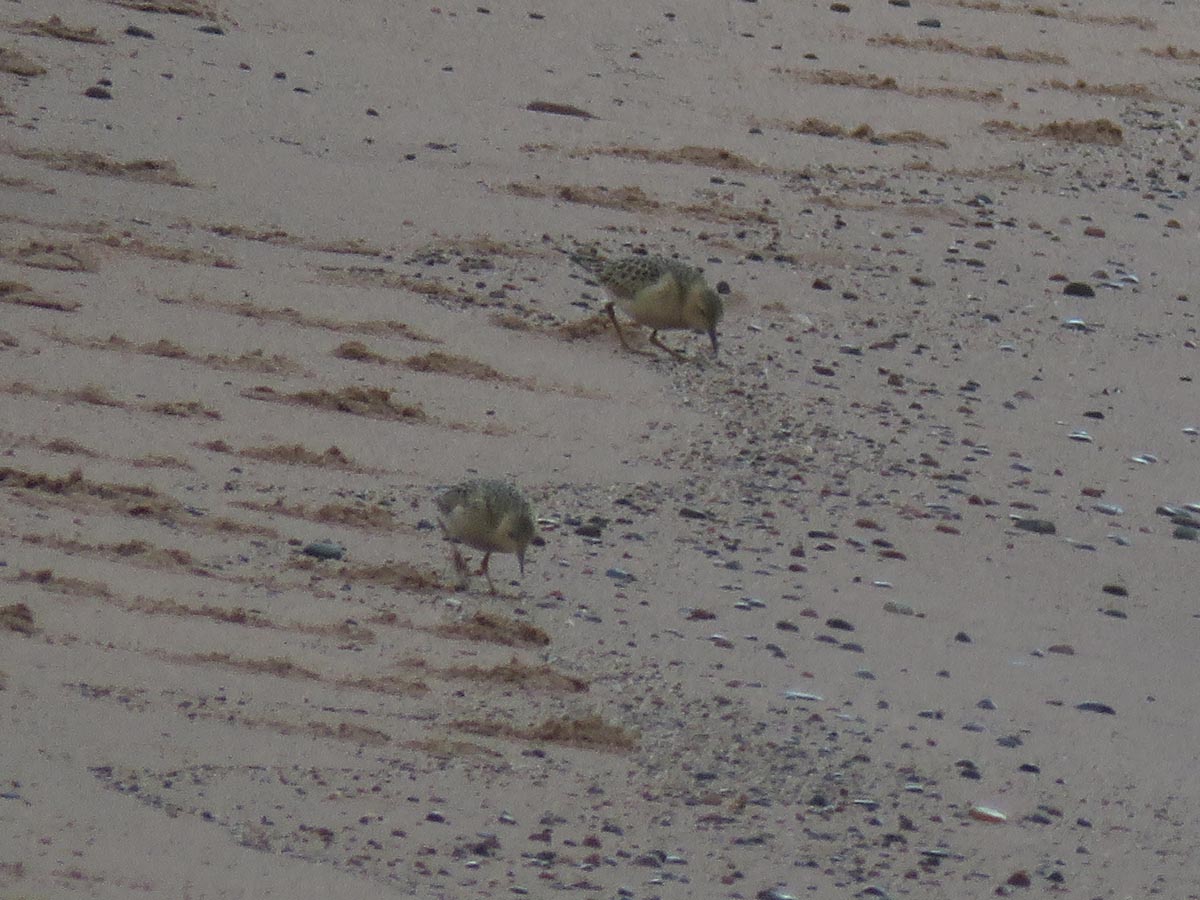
[436,479,536,594]
[570,251,724,358]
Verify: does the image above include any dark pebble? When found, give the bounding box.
[954,631,972,643]
[916,17,940,27]
[679,507,708,520]
[1101,608,1127,619]
[1018,763,1040,773]
[996,735,1023,748]
[198,24,225,35]
[1101,584,1128,597]
[826,617,855,631]
[1063,282,1096,298]
[84,86,112,100]
[1075,701,1116,715]
[1013,518,1056,534]
[830,2,850,11]
[1173,525,1199,541]
[605,568,636,582]
[302,541,344,560]
[125,25,155,39]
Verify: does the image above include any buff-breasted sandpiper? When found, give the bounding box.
[436,479,536,594]
[570,251,724,358]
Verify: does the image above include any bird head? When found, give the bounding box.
[686,284,725,355]
[507,509,537,574]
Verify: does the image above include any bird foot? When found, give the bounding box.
[649,332,688,361]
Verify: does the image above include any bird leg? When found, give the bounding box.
[649,330,687,361]
[604,302,633,351]
[476,552,497,595]
[448,545,471,589]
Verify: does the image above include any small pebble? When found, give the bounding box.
[1012,517,1056,535]
[605,567,636,582]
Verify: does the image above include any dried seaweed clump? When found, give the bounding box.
[984,118,1123,145]
[14,16,107,43]
[435,611,550,648]
[0,49,47,77]
[0,603,35,635]
[244,385,428,422]
[453,713,637,751]
[404,351,517,383]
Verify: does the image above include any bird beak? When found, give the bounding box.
[709,328,720,356]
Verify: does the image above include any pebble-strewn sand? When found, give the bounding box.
[3,1,1200,898]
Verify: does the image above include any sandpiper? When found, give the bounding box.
[570,251,724,358]
[436,479,535,593]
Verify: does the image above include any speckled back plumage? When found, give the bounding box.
[595,256,703,299]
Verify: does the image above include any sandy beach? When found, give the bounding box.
[3,1,1200,897]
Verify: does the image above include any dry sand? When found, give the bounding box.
[2,0,1200,897]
